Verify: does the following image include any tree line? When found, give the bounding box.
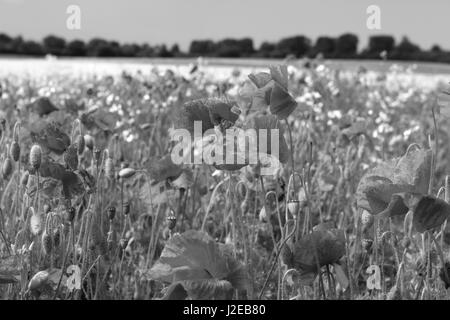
[0,33,449,63]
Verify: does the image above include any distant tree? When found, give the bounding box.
[431,45,442,53]
[213,38,254,57]
[189,40,216,56]
[0,33,13,54]
[313,37,336,58]
[18,41,44,55]
[121,43,141,57]
[257,42,276,58]
[86,38,109,56]
[109,41,121,56]
[43,35,66,56]
[335,33,358,58]
[170,44,181,57]
[237,38,254,56]
[275,35,311,58]
[137,44,155,57]
[362,35,395,58]
[10,36,24,54]
[391,36,421,60]
[155,44,172,57]
[65,39,86,56]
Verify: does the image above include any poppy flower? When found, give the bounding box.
[28,97,58,117]
[356,147,432,215]
[146,230,248,300]
[29,121,71,155]
[174,98,240,135]
[437,88,450,117]
[244,114,289,164]
[413,195,450,233]
[148,154,183,184]
[282,223,345,274]
[248,65,297,119]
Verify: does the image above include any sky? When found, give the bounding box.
[0,0,448,51]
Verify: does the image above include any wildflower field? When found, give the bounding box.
[1,57,450,300]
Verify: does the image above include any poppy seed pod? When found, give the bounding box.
[66,207,76,223]
[119,238,128,250]
[167,213,177,230]
[362,238,373,252]
[107,206,116,220]
[93,148,101,164]
[29,145,42,170]
[123,202,130,215]
[2,157,13,179]
[77,135,85,155]
[84,134,94,151]
[10,141,20,162]
[119,168,136,179]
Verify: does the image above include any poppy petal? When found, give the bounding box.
[269,82,297,119]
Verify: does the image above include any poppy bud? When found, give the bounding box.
[287,200,300,216]
[259,207,270,223]
[119,168,136,179]
[53,229,61,248]
[28,271,49,292]
[29,145,42,170]
[105,157,114,179]
[77,135,85,155]
[10,141,20,162]
[84,135,94,151]
[21,171,29,186]
[43,205,51,214]
[2,157,13,179]
[41,231,52,255]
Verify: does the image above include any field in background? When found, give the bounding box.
[1,56,450,300]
